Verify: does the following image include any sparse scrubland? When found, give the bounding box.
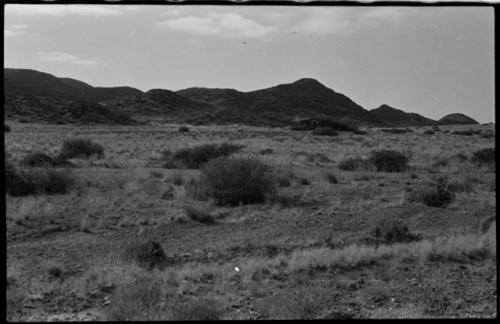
[5,122,496,320]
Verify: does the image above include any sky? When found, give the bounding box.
[4,4,495,123]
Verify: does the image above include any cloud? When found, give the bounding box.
[158,12,275,38]
[36,51,99,66]
[4,24,28,38]
[290,7,408,35]
[6,4,128,17]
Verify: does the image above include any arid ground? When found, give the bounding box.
[5,122,496,320]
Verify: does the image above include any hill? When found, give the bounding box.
[437,113,479,125]
[4,68,143,102]
[177,78,388,127]
[370,104,436,127]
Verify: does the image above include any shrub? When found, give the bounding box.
[273,173,291,187]
[407,176,455,208]
[39,169,76,194]
[165,143,243,169]
[481,133,494,139]
[424,130,435,135]
[122,240,168,271]
[323,172,338,184]
[19,152,66,167]
[178,126,190,133]
[47,266,64,279]
[452,130,473,136]
[297,177,310,185]
[369,150,409,172]
[260,148,273,155]
[59,137,104,159]
[371,219,422,244]
[380,128,408,134]
[5,164,75,196]
[311,127,338,136]
[173,298,224,320]
[5,124,11,132]
[199,157,274,206]
[338,157,373,171]
[353,129,367,135]
[184,206,215,224]
[168,173,184,185]
[106,274,165,321]
[448,176,474,194]
[471,148,495,165]
[185,178,210,201]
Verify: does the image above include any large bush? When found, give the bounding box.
[59,137,104,159]
[5,163,75,196]
[164,143,243,169]
[369,150,409,172]
[199,157,274,206]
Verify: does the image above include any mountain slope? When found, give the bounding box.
[4,94,137,125]
[4,68,143,102]
[100,89,216,124]
[370,104,436,127]
[177,78,388,127]
[437,113,479,125]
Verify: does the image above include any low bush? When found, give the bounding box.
[106,273,165,321]
[353,129,367,135]
[164,143,243,169]
[323,172,338,184]
[273,173,292,187]
[20,152,55,167]
[311,127,338,136]
[168,173,184,185]
[122,240,168,271]
[260,148,273,155]
[338,157,373,171]
[481,133,494,139]
[407,176,455,208]
[184,206,215,224]
[423,130,435,135]
[5,124,11,132]
[199,157,274,206]
[371,219,422,244]
[172,298,224,321]
[178,126,190,133]
[20,152,68,167]
[380,128,408,134]
[471,147,495,165]
[59,137,104,159]
[452,130,474,136]
[369,150,409,172]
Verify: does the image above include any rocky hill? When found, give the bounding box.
[437,113,479,125]
[370,104,436,127]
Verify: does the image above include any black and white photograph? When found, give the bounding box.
[4,1,496,320]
